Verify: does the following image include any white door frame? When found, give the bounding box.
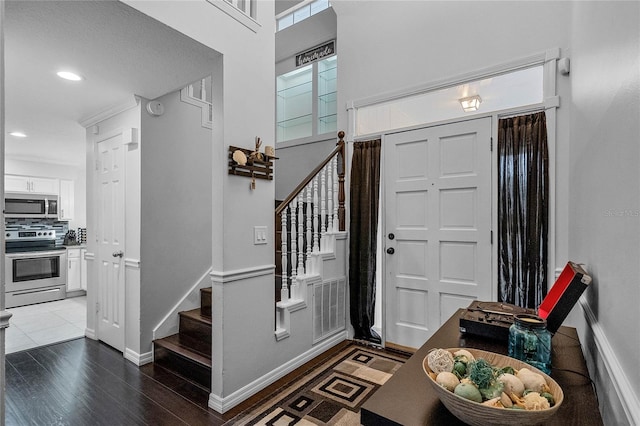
[346,51,560,347]
[350,101,558,347]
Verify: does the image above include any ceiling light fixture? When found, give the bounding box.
[459,95,482,112]
[9,131,27,138]
[57,71,83,81]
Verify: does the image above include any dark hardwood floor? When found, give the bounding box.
[4,337,356,426]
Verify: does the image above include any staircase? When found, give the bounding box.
[152,287,212,390]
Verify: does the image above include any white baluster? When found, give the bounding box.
[327,159,334,234]
[297,194,304,276]
[320,165,327,251]
[306,184,312,272]
[201,78,207,101]
[331,156,340,232]
[313,175,320,253]
[290,201,297,298]
[281,207,289,302]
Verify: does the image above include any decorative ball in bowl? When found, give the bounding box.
[422,348,563,426]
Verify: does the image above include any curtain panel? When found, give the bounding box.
[498,112,549,309]
[348,139,381,342]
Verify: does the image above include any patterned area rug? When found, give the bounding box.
[225,345,408,425]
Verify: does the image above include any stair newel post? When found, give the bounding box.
[337,131,346,231]
[320,164,327,251]
[332,156,338,233]
[313,175,320,254]
[297,194,304,277]
[290,201,298,299]
[306,183,313,273]
[281,206,289,302]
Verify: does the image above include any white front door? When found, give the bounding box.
[96,130,126,352]
[384,118,492,349]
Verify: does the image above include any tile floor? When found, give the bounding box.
[5,295,87,354]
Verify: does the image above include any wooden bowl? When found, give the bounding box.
[423,348,563,426]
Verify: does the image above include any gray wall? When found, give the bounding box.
[569,2,640,424]
[275,6,337,200]
[276,6,336,64]
[275,137,336,200]
[333,0,573,271]
[140,89,213,353]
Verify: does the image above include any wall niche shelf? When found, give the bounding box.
[228,145,277,181]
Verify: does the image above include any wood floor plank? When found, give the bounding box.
[5,339,222,426]
[47,339,217,425]
[30,343,186,426]
[4,337,367,425]
[8,344,149,426]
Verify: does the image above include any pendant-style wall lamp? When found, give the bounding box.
[459,95,482,112]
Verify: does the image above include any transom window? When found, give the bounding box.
[277,0,331,31]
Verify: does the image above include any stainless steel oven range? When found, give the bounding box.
[5,227,67,308]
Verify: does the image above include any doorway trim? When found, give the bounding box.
[345,49,561,348]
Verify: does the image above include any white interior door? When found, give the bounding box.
[96,130,126,351]
[384,118,492,349]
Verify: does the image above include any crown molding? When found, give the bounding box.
[79,96,140,128]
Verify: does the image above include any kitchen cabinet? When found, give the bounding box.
[66,247,86,293]
[59,179,75,220]
[5,174,59,195]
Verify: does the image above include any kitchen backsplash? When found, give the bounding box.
[5,219,69,246]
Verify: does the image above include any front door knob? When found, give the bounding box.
[387,247,395,255]
[112,250,124,258]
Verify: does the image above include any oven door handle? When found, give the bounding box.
[6,250,67,259]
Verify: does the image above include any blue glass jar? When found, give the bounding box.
[508,314,552,374]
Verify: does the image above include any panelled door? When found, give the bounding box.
[384,118,492,349]
[96,130,126,352]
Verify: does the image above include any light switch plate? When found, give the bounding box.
[254,226,268,245]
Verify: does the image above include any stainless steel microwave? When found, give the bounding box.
[5,193,59,219]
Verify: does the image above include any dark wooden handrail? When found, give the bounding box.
[276,131,346,231]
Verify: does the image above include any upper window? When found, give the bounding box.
[277,55,337,143]
[277,0,331,31]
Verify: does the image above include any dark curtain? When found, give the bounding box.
[349,139,382,343]
[498,112,549,309]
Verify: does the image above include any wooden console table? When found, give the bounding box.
[361,308,603,425]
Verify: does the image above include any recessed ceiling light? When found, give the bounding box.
[57,71,83,81]
[9,131,27,138]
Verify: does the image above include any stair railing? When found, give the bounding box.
[276,131,346,302]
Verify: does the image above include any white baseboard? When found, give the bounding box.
[208,331,348,413]
[580,297,640,426]
[84,327,97,340]
[124,348,153,366]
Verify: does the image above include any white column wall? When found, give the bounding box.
[569,2,640,424]
[125,1,342,407]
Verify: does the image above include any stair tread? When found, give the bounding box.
[154,334,211,367]
[179,308,212,325]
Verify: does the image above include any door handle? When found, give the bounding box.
[386,247,395,255]
[112,251,124,258]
